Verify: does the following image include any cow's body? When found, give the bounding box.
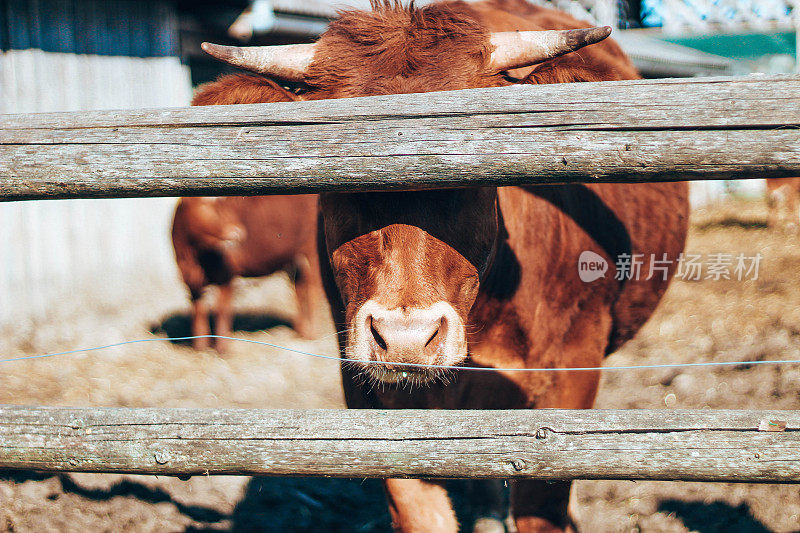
[766,177,800,229]
[171,195,322,351]
[330,184,686,531]
[197,0,689,530]
[338,183,686,407]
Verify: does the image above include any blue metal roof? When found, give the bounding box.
[1,0,180,57]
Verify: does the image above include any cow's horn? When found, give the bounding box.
[488,26,612,72]
[200,42,317,81]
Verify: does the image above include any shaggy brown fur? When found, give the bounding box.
[198,1,688,531]
[192,74,297,105]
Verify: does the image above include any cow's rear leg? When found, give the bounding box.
[292,253,324,339]
[767,190,779,228]
[511,480,575,533]
[213,283,234,353]
[191,291,211,350]
[384,478,458,533]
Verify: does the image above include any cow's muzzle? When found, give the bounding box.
[347,300,467,384]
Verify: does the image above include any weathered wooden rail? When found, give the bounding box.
[2,75,799,201]
[3,76,800,483]
[2,406,798,482]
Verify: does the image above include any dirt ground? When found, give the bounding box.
[2,197,800,532]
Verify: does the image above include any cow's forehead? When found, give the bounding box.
[305,2,495,97]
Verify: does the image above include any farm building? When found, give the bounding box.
[0,0,191,327]
[0,0,369,328]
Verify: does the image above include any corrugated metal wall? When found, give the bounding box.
[0,0,192,326]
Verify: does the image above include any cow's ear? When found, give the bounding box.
[503,56,605,85]
[518,55,630,85]
[192,74,299,106]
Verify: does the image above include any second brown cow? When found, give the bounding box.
[171,194,322,352]
[171,77,324,353]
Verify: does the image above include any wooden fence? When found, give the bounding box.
[2,407,799,482]
[2,75,800,481]
[2,75,799,201]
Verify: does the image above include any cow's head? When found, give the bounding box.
[203,2,610,384]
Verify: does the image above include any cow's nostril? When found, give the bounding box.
[370,320,387,351]
[424,326,440,348]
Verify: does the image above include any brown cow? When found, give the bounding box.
[171,195,322,352]
[766,177,800,229]
[199,0,689,531]
[171,81,324,353]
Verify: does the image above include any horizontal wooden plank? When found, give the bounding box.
[1,75,799,200]
[1,406,799,482]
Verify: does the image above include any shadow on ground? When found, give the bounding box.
[658,499,773,533]
[0,471,226,525]
[0,471,509,533]
[3,470,774,532]
[221,478,391,533]
[217,478,508,533]
[150,313,293,345]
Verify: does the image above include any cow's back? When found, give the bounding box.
[219,195,318,277]
[172,195,318,283]
[766,177,800,193]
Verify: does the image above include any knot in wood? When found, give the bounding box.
[510,458,527,472]
[154,452,170,465]
[535,427,548,439]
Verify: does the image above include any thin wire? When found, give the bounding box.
[2,334,800,372]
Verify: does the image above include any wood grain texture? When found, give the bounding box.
[2,406,799,482]
[2,75,799,201]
